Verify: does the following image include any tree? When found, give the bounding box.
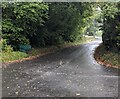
[2,2,95,49]
[41,3,94,45]
[101,2,120,52]
[2,2,49,49]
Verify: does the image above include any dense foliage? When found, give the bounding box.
[2,2,49,50]
[2,2,94,50]
[101,2,120,52]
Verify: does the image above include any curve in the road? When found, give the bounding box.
[2,40,119,97]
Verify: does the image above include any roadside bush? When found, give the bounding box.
[42,3,83,46]
[2,2,49,49]
[2,34,30,50]
[0,39,13,53]
[101,3,120,52]
[2,2,94,48]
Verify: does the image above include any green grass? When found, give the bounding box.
[95,44,119,67]
[1,36,95,63]
[0,51,27,62]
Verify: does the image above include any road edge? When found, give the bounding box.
[94,43,120,69]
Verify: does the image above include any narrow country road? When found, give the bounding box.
[2,40,119,97]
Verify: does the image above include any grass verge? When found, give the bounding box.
[28,36,95,57]
[94,43,120,68]
[0,52,27,63]
[1,36,95,64]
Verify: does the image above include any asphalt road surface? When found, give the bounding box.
[2,40,119,97]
